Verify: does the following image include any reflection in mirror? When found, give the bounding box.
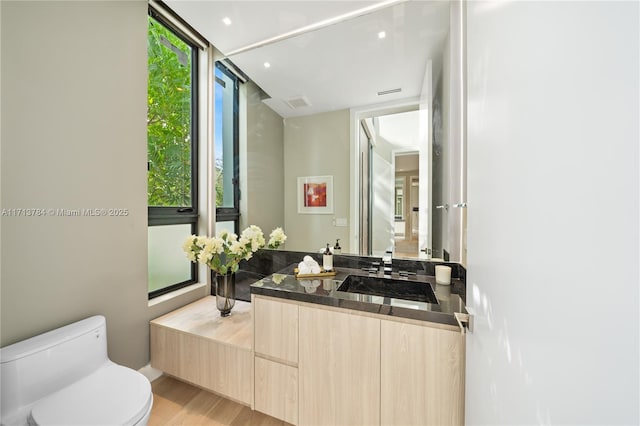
[394,178,404,220]
[365,109,425,259]
[166,0,466,264]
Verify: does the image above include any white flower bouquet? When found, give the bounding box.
[267,227,287,249]
[183,225,286,275]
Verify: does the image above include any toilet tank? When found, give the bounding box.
[0,316,110,423]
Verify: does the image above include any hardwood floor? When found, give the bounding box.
[149,375,290,426]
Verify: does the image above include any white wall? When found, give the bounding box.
[284,110,351,252]
[466,1,639,424]
[1,1,207,369]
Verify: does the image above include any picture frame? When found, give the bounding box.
[297,175,333,214]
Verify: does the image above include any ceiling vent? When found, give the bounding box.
[377,88,402,96]
[285,96,311,109]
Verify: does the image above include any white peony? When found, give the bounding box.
[229,241,244,256]
[205,237,224,255]
[268,227,287,249]
[182,225,284,275]
[195,236,207,248]
[182,235,196,252]
[198,245,214,264]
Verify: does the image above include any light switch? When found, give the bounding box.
[335,217,348,227]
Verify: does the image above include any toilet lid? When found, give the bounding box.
[29,363,152,426]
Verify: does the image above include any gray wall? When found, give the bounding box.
[283,110,350,253]
[242,82,285,235]
[1,1,206,369]
[431,78,445,258]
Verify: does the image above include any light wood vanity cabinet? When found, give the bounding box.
[151,295,464,426]
[254,296,298,363]
[253,295,464,426]
[298,305,381,426]
[381,319,465,426]
[150,297,253,406]
[253,296,299,425]
[254,357,298,424]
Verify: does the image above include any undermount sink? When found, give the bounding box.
[337,275,438,304]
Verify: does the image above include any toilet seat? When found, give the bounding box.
[28,363,152,426]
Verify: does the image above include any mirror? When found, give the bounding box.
[167,0,466,264]
[361,109,428,259]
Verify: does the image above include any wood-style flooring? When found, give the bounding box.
[149,375,290,426]
[394,237,419,258]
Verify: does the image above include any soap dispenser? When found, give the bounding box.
[323,243,333,272]
[333,239,342,254]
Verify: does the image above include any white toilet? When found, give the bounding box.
[0,315,153,426]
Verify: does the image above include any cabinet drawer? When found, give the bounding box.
[255,357,298,424]
[254,296,298,364]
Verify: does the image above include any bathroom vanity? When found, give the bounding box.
[251,267,466,425]
[150,264,467,425]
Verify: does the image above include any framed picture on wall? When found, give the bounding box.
[297,175,333,214]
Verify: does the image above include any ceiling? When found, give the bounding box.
[166,0,450,118]
[378,109,421,149]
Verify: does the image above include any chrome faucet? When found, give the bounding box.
[362,251,393,276]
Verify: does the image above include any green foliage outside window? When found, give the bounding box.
[147,16,192,207]
[215,158,224,208]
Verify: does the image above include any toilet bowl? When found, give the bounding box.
[1,316,153,426]
[27,363,153,426]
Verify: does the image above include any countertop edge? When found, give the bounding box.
[250,267,466,328]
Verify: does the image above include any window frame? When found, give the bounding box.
[147,8,200,299]
[214,61,240,234]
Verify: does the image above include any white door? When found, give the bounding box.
[466,1,639,424]
[409,176,419,239]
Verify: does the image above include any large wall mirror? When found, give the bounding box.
[167,0,467,264]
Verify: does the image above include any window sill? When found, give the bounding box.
[148,282,207,308]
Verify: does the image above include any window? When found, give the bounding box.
[147,10,199,298]
[214,62,240,232]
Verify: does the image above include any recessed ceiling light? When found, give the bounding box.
[378,31,386,39]
[222,17,232,26]
[264,62,271,68]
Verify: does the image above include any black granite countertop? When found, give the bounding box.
[250,264,467,327]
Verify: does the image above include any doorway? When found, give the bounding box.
[359,108,429,259]
[393,155,420,258]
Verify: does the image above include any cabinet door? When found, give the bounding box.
[254,296,299,364]
[151,325,201,381]
[200,341,253,405]
[255,357,298,424]
[381,320,465,425]
[299,306,380,426]
[151,324,252,405]
[150,325,180,377]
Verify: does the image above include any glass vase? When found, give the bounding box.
[213,271,236,317]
